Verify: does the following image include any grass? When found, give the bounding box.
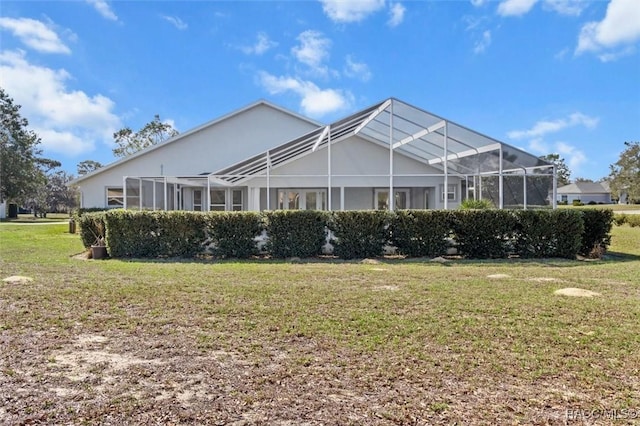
[0,212,71,223]
[1,223,639,424]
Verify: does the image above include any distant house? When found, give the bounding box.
[70,98,556,212]
[556,182,612,204]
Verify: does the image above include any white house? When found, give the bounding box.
[71,98,556,212]
[556,182,613,204]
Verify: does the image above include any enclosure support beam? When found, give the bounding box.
[340,187,345,211]
[498,146,504,209]
[206,176,211,212]
[523,170,527,210]
[266,152,271,210]
[552,166,558,209]
[389,100,394,211]
[328,127,332,211]
[123,176,127,210]
[443,122,449,210]
[152,179,156,211]
[164,177,168,211]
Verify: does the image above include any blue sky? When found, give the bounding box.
[1,0,639,181]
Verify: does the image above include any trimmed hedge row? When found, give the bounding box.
[79,208,613,260]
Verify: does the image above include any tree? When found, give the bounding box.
[77,160,103,176]
[45,170,78,213]
[540,154,571,186]
[0,87,46,203]
[609,141,640,204]
[574,177,594,183]
[112,115,178,158]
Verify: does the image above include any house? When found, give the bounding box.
[556,182,613,204]
[71,98,556,212]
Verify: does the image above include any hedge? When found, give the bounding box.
[264,210,329,258]
[450,210,517,258]
[328,210,392,259]
[78,208,615,260]
[390,210,451,257]
[205,211,262,258]
[512,210,583,258]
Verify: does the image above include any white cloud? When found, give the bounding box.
[241,32,278,55]
[556,141,587,171]
[497,0,538,17]
[388,3,406,27]
[576,0,640,60]
[344,55,372,82]
[162,16,188,30]
[508,112,599,139]
[473,30,492,54]
[87,0,118,22]
[0,17,71,54]
[470,0,486,7]
[256,71,352,118]
[292,30,331,75]
[0,50,121,156]
[320,0,386,23]
[543,0,587,16]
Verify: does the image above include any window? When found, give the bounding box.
[193,190,202,211]
[561,195,568,203]
[440,184,457,202]
[278,189,326,210]
[106,187,124,208]
[231,189,243,211]
[210,189,226,211]
[375,189,410,210]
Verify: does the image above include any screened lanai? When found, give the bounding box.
[123,98,557,211]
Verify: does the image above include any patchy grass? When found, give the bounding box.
[0,213,71,223]
[0,224,639,424]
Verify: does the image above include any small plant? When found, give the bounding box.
[459,199,494,209]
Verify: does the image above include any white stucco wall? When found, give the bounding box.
[75,103,319,208]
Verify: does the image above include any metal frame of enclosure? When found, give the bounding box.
[123,98,557,211]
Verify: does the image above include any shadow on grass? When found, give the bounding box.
[82,251,640,266]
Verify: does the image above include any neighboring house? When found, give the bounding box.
[556,182,613,204]
[71,98,555,212]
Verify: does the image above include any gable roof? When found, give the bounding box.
[557,182,610,194]
[70,100,322,184]
[213,98,553,184]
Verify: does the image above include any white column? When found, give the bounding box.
[138,179,142,210]
[523,171,527,210]
[123,176,127,209]
[552,165,558,209]
[340,186,345,211]
[328,127,332,211]
[206,176,211,212]
[443,122,448,210]
[152,179,156,211]
[498,147,504,209]
[266,152,271,210]
[164,177,168,211]
[389,101,394,211]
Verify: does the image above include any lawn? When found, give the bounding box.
[0,223,639,424]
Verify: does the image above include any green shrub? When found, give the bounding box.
[329,210,391,259]
[206,211,262,258]
[450,210,516,258]
[572,200,584,206]
[77,211,106,248]
[459,199,494,210]
[390,210,451,257]
[578,209,613,257]
[613,213,628,226]
[513,210,583,258]
[265,210,329,258]
[627,215,640,227]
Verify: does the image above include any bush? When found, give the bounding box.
[513,210,583,258]
[450,210,516,258]
[572,200,584,206]
[390,210,451,257]
[578,209,613,257]
[613,213,628,226]
[206,211,262,258]
[77,211,106,248]
[264,210,329,258]
[627,215,640,227]
[459,199,494,210]
[329,210,391,259]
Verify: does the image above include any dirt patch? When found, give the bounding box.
[487,274,510,279]
[554,288,602,298]
[360,258,381,265]
[372,285,399,291]
[369,267,388,272]
[529,277,563,283]
[2,276,33,284]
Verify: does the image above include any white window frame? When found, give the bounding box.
[231,189,243,211]
[277,189,327,210]
[193,189,203,211]
[106,187,124,208]
[209,189,226,211]
[440,184,457,202]
[375,189,410,210]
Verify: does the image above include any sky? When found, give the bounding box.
[1,0,639,181]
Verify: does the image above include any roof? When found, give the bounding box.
[213,98,553,184]
[557,182,611,194]
[70,99,322,185]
